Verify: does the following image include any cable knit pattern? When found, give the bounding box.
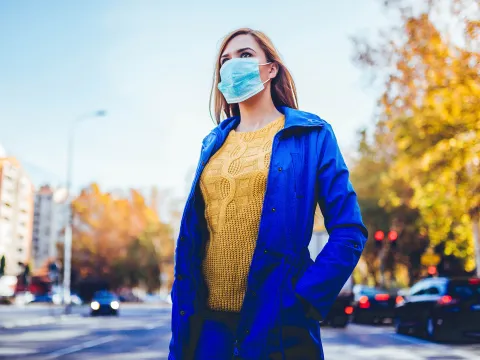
[200,115,285,312]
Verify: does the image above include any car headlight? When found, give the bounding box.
[91,301,100,310]
[110,301,119,310]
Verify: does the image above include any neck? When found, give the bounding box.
[237,87,282,131]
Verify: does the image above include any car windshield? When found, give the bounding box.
[93,291,116,300]
[360,287,387,296]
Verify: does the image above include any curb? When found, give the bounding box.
[0,314,81,329]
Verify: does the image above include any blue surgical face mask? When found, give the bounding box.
[218,58,272,104]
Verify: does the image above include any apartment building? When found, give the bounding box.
[0,154,34,276]
[32,185,68,270]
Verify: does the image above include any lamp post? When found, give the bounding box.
[63,110,106,313]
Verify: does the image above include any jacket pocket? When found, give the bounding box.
[273,259,322,360]
[279,260,308,325]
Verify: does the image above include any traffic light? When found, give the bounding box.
[427,266,437,276]
[374,230,384,248]
[388,230,398,249]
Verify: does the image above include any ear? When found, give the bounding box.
[269,62,279,80]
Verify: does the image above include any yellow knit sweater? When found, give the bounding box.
[199,115,285,312]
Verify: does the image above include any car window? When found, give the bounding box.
[425,286,440,295]
[360,287,382,296]
[449,283,480,300]
[410,282,427,296]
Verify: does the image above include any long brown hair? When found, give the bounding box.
[209,28,299,124]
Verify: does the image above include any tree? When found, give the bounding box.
[350,129,428,286]
[70,183,174,292]
[353,0,480,272]
[0,255,5,276]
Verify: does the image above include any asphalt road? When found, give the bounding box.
[0,304,87,328]
[1,305,480,359]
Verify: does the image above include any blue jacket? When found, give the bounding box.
[169,107,368,359]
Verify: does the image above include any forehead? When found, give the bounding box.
[222,34,262,56]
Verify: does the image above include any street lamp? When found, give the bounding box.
[63,110,106,313]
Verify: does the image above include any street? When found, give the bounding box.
[1,304,480,359]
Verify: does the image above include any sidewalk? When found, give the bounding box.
[0,304,88,329]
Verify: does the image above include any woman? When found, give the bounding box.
[169,28,368,360]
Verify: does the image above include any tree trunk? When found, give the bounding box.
[473,213,480,277]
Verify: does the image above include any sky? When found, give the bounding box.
[0,0,390,200]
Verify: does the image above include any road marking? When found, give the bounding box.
[387,333,433,346]
[45,335,116,359]
[387,332,480,358]
[145,324,160,330]
[1,314,81,329]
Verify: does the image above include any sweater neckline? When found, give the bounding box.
[231,115,284,139]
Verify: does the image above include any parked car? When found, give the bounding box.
[52,292,83,306]
[352,286,400,325]
[0,275,17,303]
[395,277,480,342]
[13,291,34,305]
[31,293,53,303]
[90,290,120,316]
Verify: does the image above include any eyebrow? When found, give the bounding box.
[221,47,257,58]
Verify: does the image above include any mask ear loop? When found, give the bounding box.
[259,61,274,85]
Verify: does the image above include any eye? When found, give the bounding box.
[220,58,230,66]
[240,52,252,58]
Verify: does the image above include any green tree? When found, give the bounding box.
[0,255,5,276]
[350,129,428,286]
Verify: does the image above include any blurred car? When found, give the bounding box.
[50,286,83,305]
[13,291,34,305]
[395,277,480,342]
[352,286,400,325]
[31,293,53,303]
[321,276,354,328]
[90,290,120,316]
[0,275,17,303]
[52,292,83,305]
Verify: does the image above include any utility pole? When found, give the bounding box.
[473,214,480,277]
[63,110,106,314]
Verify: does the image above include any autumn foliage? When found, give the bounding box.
[70,183,174,292]
[351,0,479,281]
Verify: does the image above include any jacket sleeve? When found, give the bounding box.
[294,123,368,321]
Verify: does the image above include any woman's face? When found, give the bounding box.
[220,34,275,83]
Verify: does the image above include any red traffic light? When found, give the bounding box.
[374,231,385,241]
[388,230,398,241]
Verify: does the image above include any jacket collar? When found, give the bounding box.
[279,106,325,129]
[212,106,325,140]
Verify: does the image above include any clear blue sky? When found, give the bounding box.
[0,0,388,198]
